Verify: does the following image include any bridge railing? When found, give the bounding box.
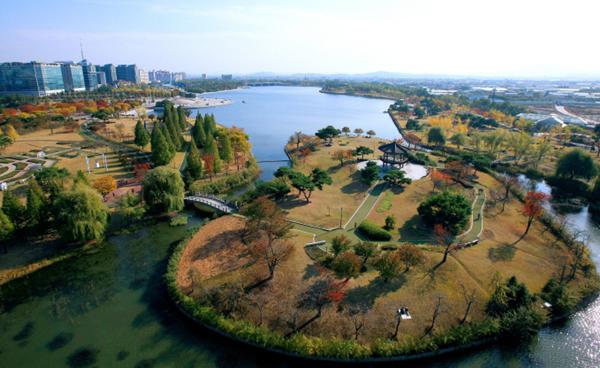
[188,192,239,210]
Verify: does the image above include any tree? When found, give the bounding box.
[397,244,425,272]
[434,224,454,266]
[248,180,290,201]
[353,241,377,269]
[205,134,222,173]
[54,184,108,243]
[430,169,451,192]
[284,168,331,203]
[151,126,174,166]
[417,191,471,234]
[414,106,425,119]
[91,109,111,122]
[517,191,549,242]
[353,128,364,137]
[176,105,188,130]
[506,131,532,164]
[34,167,69,199]
[406,119,420,130]
[359,161,380,185]
[555,149,598,180]
[427,127,446,147]
[25,180,46,231]
[366,130,376,138]
[375,252,403,282]
[218,131,233,167]
[92,176,116,196]
[184,139,204,183]
[290,131,307,150]
[459,284,477,324]
[333,149,353,166]
[0,135,13,153]
[497,176,518,213]
[117,193,145,224]
[134,120,150,148]
[311,168,332,190]
[450,133,466,148]
[341,126,351,136]
[384,215,396,230]
[383,169,412,187]
[331,234,352,257]
[1,190,26,230]
[192,114,207,148]
[142,166,185,214]
[241,197,292,289]
[315,125,341,145]
[486,276,533,317]
[0,209,14,252]
[3,124,19,140]
[424,296,444,336]
[331,252,361,282]
[532,138,553,169]
[352,146,374,161]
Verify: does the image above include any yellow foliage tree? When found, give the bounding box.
[93,176,117,196]
[3,124,19,140]
[428,116,453,130]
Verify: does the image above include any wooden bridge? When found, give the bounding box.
[184,193,238,214]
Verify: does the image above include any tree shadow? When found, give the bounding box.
[342,275,407,309]
[277,195,309,210]
[191,229,244,262]
[302,264,321,280]
[46,332,74,351]
[398,215,433,244]
[340,172,369,194]
[488,243,516,262]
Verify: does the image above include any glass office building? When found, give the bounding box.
[0,62,65,96]
[60,63,85,92]
[102,64,117,85]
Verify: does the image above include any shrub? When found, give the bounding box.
[358,220,392,241]
[486,276,533,317]
[545,176,590,199]
[190,164,259,195]
[540,278,575,317]
[170,214,189,227]
[499,307,544,341]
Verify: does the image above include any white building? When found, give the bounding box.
[138,69,149,84]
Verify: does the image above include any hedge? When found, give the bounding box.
[357,220,392,241]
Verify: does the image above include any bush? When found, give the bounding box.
[358,220,392,241]
[170,214,189,227]
[540,279,575,317]
[499,307,544,341]
[546,176,590,199]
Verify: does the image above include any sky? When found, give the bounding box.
[1,0,599,79]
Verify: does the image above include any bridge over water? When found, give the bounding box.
[184,193,238,214]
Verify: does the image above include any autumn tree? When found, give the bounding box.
[450,133,466,149]
[331,252,361,282]
[333,149,353,166]
[430,169,451,192]
[286,276,345,337]
[375,252,403,282]
[90,175,116,196]
[517,191,549,242]
[397,245,425,272]
[241,197,292,289]
[434,224,455,267]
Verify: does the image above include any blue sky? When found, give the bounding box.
[1,0,599,78]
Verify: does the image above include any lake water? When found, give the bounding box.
[193,86,398,179]
[1,87,599,367]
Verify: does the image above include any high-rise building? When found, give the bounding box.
[171,72,185,82]
[154,70,171,83]
[148,70,156,82]
[221,74,233,80]
[102,64,117,85]
[96,70,107,86]
[201,73,207,80]
[138,69,149,84]
[116,64,140,84]
[60,63,85,92]
[81,60,97,91]
[0,62,65,96]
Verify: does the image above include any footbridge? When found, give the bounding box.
[184,193,239,214]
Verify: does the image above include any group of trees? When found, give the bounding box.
[0,167,109,248]
[273,166,332,202]
[150,101,189,166]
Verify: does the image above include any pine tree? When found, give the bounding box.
[134,120,150,148]
[193,114,206,149]
[218,131,233,167]
[185,139,204,182]
[160,124,176,154]
[152,126,174,165]
[177,106,187,130]
[203,114,214,138]
[205,133,221,173]
[165,113,182,150]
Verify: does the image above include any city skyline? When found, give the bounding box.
[2,0,600,80]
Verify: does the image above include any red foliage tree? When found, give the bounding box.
[519,191,550,241]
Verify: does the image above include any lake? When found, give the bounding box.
[193,86,398,179]
[1,86,599,367]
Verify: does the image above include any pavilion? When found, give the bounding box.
[378,141,409,168]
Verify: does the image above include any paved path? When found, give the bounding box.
[457,187,486,243]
